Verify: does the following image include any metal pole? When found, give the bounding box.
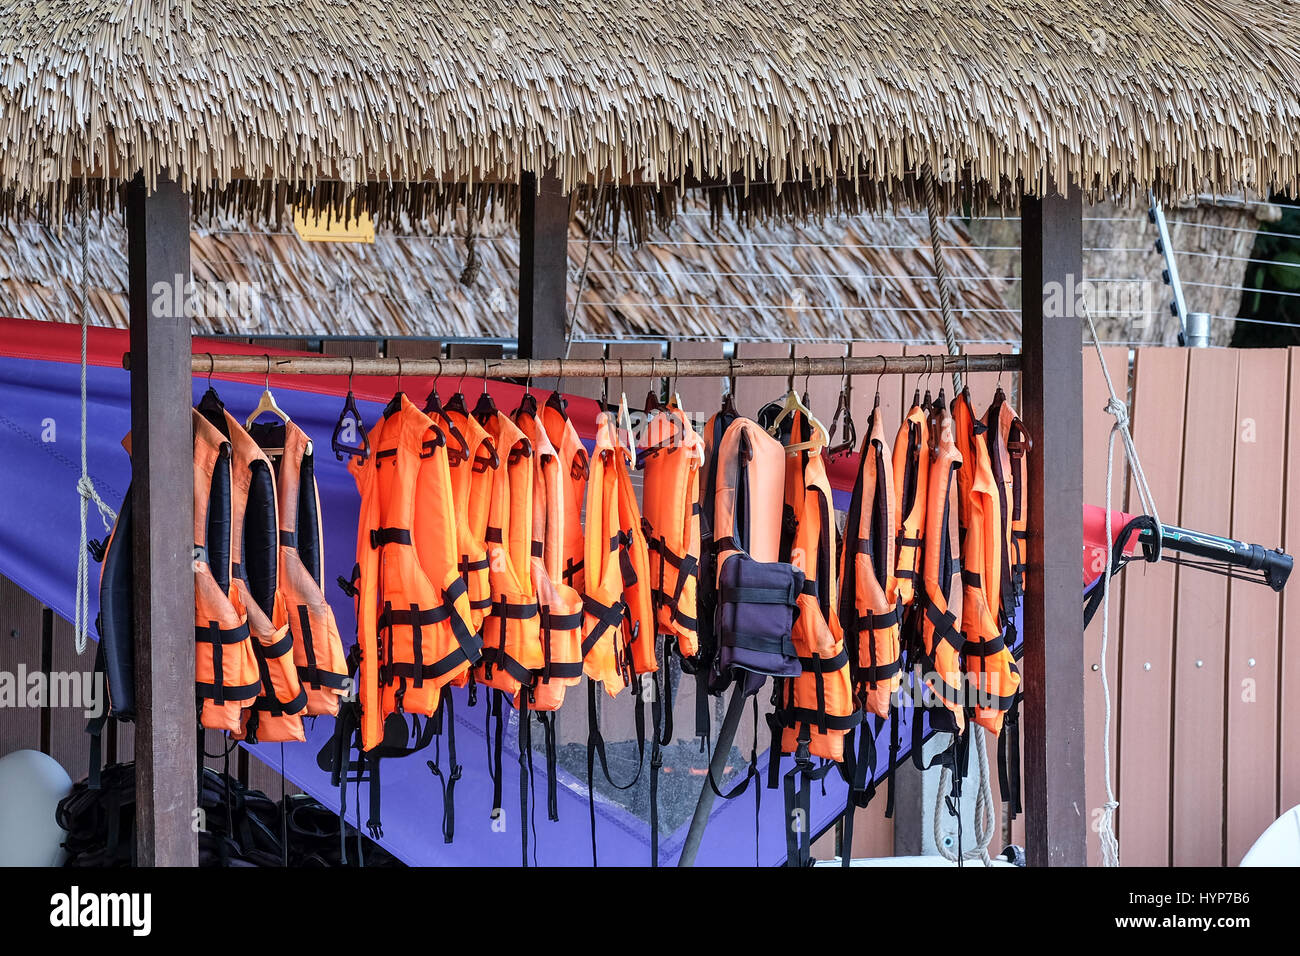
[127,353,1022,380]
[1186,312,1211,348]
[677,685,748,867]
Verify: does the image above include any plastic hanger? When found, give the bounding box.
[245,356,291,455]
[332,357,370,461]
[423,364,472,465]
[827,357,858,459]
[472,361,498,426]
[617,387,636,459]
[768,374,828,452]
[196,355,231,436]
[782,399,829,455]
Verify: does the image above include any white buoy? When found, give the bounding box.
[1239,805,1300,866]
[0,749,73,867]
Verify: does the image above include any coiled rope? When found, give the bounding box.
[73,190,117,654]
[933,727,998,865]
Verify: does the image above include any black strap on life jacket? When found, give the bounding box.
[997,689,1023,819]
[783,758,834,867]
[518,701,532,868]
[425,691,461,844]
[585,676,646,867]
[649,654,665,867]
[691,407,738,741]
[539,710,559,822]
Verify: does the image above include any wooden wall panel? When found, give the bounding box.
[607,341,663,406]
[849,342,906,442]
[1115,348,1187,865]
[1082,345,1129,866]
[1170,348,1239,866]
[668,341,724,425]
[561,342,605,402]
[792,342,848,427]
[1281,348,1300,819]
[0,575,44,758]
[46,614,94,779]
[732,343,789,418]
[1224,349,1287,864]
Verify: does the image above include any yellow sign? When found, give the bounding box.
[292,207,375,244]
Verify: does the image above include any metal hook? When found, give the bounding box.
[619,357,626,399]
[673,357,680,402]
[557,356,566,397]
[995,353,1004,389]
[602,357,609,407]
[264,354,271,390]
[206,352,215,388]
[875,354,887,399]
[348,355,356,393]
[803,355,812,401]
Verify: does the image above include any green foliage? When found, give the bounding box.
[1232,203,1300,347]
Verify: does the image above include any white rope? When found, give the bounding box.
[73,191,117,655]
[932,726,998,866]
[1084,297,1159,868]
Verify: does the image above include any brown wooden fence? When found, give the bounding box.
[1082,345,1299,866]
[1,344,1296,865]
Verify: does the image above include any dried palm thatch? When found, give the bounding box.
[2,1,1299,232]
[0,199,1017,343]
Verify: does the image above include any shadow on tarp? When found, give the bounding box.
[0,318,1019,865]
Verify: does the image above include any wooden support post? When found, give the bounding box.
[1020,185,1087,866]
[126,173,197,867]
[518,171,570,361]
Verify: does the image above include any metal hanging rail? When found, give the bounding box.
[125,352,1021,379]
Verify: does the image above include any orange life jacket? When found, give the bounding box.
[218,407,307,744]
[542,392,589,593]
[514,394,584,711]
[949,390,1021,735]
[257,418,350,719]
[193,409,261,732]
[582,412,656,696]
[918,397,966,733]
[440,400,497,644]
[839,405,901,719]
[709,416,804,697]
[473,406,544,698]
[984,388,1030,624]
[349,395,480,751]
[891,395,930,608]
[774,412,856,763]
[640,402,704,660]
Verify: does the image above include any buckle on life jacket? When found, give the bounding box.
[370,527,412,549]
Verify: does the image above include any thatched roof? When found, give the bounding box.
[3,1,1299,229]
[0,201,1018,343]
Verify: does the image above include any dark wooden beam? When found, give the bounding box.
[126,173,198,867]
[517,171,570,361]
[1020,185,1087,866]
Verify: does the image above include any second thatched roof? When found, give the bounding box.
[0,201,1017,344]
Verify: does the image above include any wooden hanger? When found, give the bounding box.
[769,387,827,452]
